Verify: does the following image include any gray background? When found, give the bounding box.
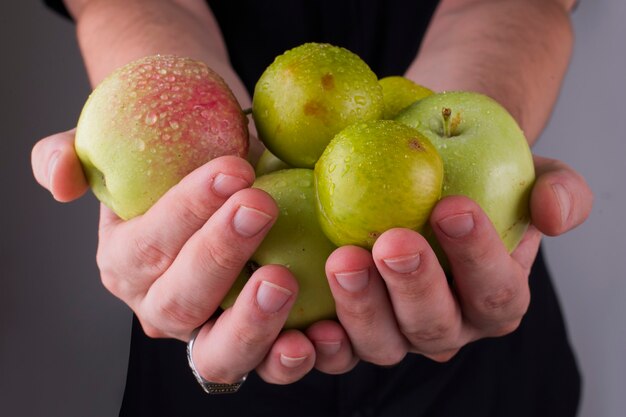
[2,1,624,416]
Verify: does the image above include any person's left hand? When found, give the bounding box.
[303,155,593,373]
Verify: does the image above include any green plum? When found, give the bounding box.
[396,91,535,254]
[252,43,384,168]
[75,55,249,220]
[222,169,337,329]
[314,120,444,249]
[254,148,290,176]
[379,76,434,119]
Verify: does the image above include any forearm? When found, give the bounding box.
[406,0,575,145]
[66,0,251,109]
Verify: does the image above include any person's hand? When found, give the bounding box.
[304,155,593,372]
[31,130,320,385]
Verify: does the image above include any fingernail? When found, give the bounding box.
[383,253,421,274]
[212,173,249,197]
[335,269,369,292]
[233,205,273,237]
[256,280,292,313]
[314,341,341,356]
[280,354,307,368]
[552,183,571,225]
[438,213,474,238]
[47,151,60,188]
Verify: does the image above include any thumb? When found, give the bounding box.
[31,129,89,202]
[530,155,593,236]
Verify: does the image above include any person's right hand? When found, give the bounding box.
[31,129,320,385]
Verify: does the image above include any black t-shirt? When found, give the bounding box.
[44,1,581,416]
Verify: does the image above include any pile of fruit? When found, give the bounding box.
[75,43,535,328]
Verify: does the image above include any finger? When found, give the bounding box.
[96,156,257,300]
[325,246,408,366]
[430,196,530,337]
[372,228,466,355]
[531,155,593,236]
[255,330,316,385]
[306,320,359,375]
[510,225,543,272]
[31,129,88,202]
[138,187,278,338]
[191,265,297,383]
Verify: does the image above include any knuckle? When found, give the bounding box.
[174,193,214,230]
[338,303,378,328]
[202,240,246,273]
[456,244,493,269]
[232,323,269,350]
[96,247,129,298]
[405,322,455,345]
[479,287,517,314]
[132,235,172,273]
[139,319,167,339]
[95,245,116,278]
[154,296,206,330]
[99,270,121,297]
[389,276,438,306]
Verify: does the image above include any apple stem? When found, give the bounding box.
[243,107,253,116]
[442,107,452,137]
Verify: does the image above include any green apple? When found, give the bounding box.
[395,91,535,254]
[254,148,290,176]
[314,120,444,249]
[379,76,434,119]
[252,43,384,168]
[75,55,249,220]
[222,169,337,329]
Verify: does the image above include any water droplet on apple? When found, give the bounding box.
[354,95,367,106]
[136,139,146,151]
[169,121,180,130]
[298,178,312,187]
[145,112,158,125]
